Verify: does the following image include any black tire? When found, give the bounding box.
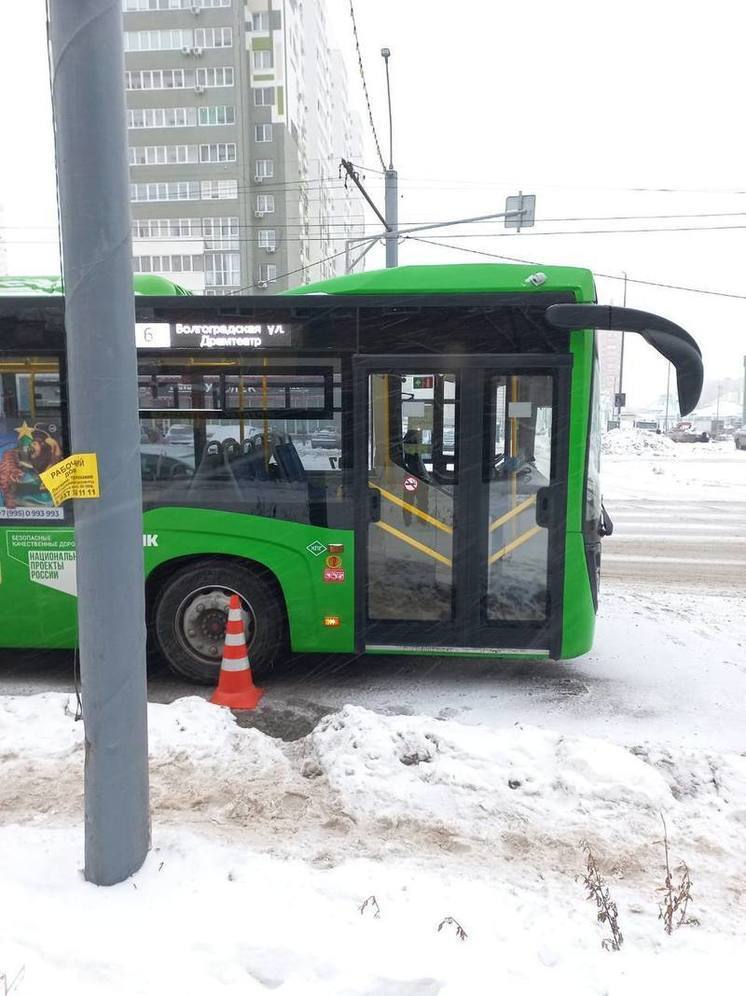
[152,559,286,684]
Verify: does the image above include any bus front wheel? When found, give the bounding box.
[152,560,286,684]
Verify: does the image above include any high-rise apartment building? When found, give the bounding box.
[123,0,364,294]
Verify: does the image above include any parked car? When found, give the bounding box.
[666,421,710,443]
[735,427,746,451]
[310,428,340,449]
[164,424,194,446]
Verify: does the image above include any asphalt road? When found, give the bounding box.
[601,496,746,590]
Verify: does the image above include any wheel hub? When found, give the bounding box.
[176,586,255,664]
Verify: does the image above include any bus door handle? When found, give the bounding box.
[368,487,381,522]
[535,486,554,528]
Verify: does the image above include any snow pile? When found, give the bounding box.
[601,440,746,500]
[601,427,677,456]
[3,694,746,887]
[310,706,673,856]
[147,696,292,818]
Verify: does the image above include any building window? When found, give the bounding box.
[124,27,232,51]
[203,216,240,250]
[252,49,274,71]
[205,252,241,287]
[133,217,199,238]
[128,107,197,129]
[130,181,200,202]
[255,159,273,179]
[129,144,199,166]
[258,230,277,251]
[197,105,236,126]
[195,67,234,88]
[255,194,275,214]
[249,10,281,30]
[199,143,237,163]
[254,123,273,143]
[133,254,204,273]
[253,87,275,107]
[123,0,231,9]
[125,67,234,90]
[258,264,277,284]
[200,179,238,200]
[194,27,233,48]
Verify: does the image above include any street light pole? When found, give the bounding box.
[617,271,627,420]
[380,48,398,268]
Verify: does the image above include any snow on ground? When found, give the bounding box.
[2,659,746,994]
[601,434,746,500]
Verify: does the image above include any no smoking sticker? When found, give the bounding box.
[403,476,418,492]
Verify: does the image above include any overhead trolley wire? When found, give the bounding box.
[348,0,386,171]
[407,236,746,302]
[7,209,746,234]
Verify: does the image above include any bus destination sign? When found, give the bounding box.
[136,322,294,350]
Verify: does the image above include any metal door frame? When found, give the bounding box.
[353,354,572,656]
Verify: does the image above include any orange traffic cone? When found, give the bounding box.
[209,594,264,710]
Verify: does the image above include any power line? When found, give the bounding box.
[227,245,351,295]
[418,223,746,239]
[385,176,746,197]
[407,236,746,302]
[10,208,746,234]
[347,0,386,171]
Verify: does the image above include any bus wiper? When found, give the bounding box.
[544,304,704,415]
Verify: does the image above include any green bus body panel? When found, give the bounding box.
[0,274,190,296]
[287,263,597,301]
[0,526,77,648]
[560,330,596,658]
[0,511,355,654]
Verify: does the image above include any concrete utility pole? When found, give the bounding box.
[380,48,398,268]
[49,0,150,886]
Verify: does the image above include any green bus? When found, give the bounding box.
[0,264,702,681]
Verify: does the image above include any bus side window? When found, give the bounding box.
[137,360,343,525]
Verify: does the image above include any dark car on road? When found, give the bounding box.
[667,421,709,443]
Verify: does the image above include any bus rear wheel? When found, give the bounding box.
[152,560,286,684]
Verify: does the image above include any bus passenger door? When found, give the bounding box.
[356,366,459,649]
[355,357,568,656]
[480,371,559,627]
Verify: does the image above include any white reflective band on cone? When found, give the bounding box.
[227,607,243,621]
[223,632,247,646]
[220,656,250,672]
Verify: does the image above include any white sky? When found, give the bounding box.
[1,0,745,408]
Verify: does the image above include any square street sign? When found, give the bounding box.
[504,193,536,229]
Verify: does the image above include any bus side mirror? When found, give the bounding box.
[544,304,703,415]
